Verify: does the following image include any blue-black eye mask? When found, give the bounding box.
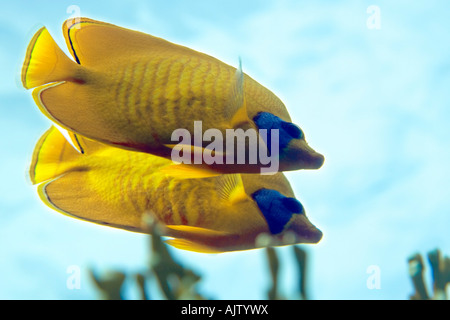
[253,112,304,154]
[252,188,304,234]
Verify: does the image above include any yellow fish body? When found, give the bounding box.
[30,126,322,253]
[22,18,324,176]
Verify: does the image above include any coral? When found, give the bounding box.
[89,217,310,300]
[408,249,450,300]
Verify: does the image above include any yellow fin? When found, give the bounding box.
[226,58,250,128]
[63,18,122,65]
[30,126,81,184]
[36,170,143,233]
[30,126,103,184]
[165,225,230,237]
[159,163,221,179]
[30,78,125,153]
[165,239,223,254]
[32,127,144,232]
[21,27,80,89]
[215,174,249,205]
[164,225,232,253]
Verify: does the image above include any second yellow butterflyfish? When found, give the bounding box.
[22,17,324,177]
[30,126,322,253]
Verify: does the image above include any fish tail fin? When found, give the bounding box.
[21,27,81,89]
[30,126,84,185]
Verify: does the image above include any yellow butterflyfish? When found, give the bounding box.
[22,17,324,177]
[30,126,322,253]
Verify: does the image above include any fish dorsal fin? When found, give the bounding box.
[216,174,249,205]
[62,17,212,67]
[225,58,250,128]
[63,17,147,65]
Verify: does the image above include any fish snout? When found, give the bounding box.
[286,215,323,244]
[281,139,325,171]
[306,150,325,169]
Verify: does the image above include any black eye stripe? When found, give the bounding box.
[252,188,302,235]
[281,121,304,139]
[253,112,304,152]
[282,197,304,214]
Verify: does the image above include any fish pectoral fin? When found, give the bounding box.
[164,225,233,253]
[216,174,250,205]
[225,58,251,128]
[165,225,230,237]
[164,239,223,254]
[159,163,221,179]
[164,143,226,158]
